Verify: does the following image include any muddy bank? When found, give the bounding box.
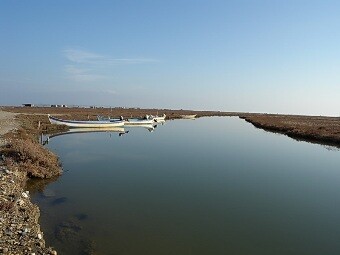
[240,114,340,148]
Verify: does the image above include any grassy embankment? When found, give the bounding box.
[240,113,340,148]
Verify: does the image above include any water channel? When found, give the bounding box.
[29,117,340,254]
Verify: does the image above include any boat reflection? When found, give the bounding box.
[42,122,165,145]
[49,127,125,138]
[42,127,126,145]
[154,119,166,125]
[42,123,163,144]
[125,124,156,132]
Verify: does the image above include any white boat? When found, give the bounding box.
[97,115,154,125]
[180,114,197,119]
[48,115,124,128]
[124,115,155,125]
[97,115,123,122]
[124,118,154,125]
[152,114,166,122]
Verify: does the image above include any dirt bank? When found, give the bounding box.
[0,109,59,254]
[0,111,19,147]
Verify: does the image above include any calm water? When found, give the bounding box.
[29,117,340,255]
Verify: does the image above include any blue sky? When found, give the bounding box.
[1,0,340,115]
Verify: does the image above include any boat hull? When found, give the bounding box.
[48,115,124,128]
[153,114,166,122]
[97,115,157,125]
[125,119,155,125]
[180,114,197,119]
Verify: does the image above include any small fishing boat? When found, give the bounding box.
[97,115,123,122]
[123,115,154,125]
[48,115,124,128]
[152,114,166,122]
[180,114,197,119]
[97,115,154,125]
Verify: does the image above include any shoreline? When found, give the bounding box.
[0,110,58,254]
[239,114,340,148]
[1,106,340,254]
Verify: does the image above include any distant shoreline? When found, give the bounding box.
[3,105,340,148]
[2,106,340,146]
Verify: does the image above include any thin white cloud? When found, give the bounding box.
[105,89,118,95]
[65,65,106,82]
[63,48,158,65]
[63,49,104,63]
[63,48,158,83]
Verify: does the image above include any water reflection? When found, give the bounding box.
[125,124,156,132]
[33,121,168,254]
[42,123,162,145]
[26,176,59,196]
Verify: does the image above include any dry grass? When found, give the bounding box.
[3,138,62,178]
[2,125,62,179]
[2,106,236,120]
[0,201,15,212]
[240,114,340,147]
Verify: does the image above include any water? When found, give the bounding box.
[29,117,340,255]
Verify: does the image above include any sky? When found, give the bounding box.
[1,0,340,115]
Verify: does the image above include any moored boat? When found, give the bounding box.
[180,114,197,119]
[124,118,154,125]
[97,115,154,125]
[48,115,124,128]
[152,114,166,122]
[97,115,123,122]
